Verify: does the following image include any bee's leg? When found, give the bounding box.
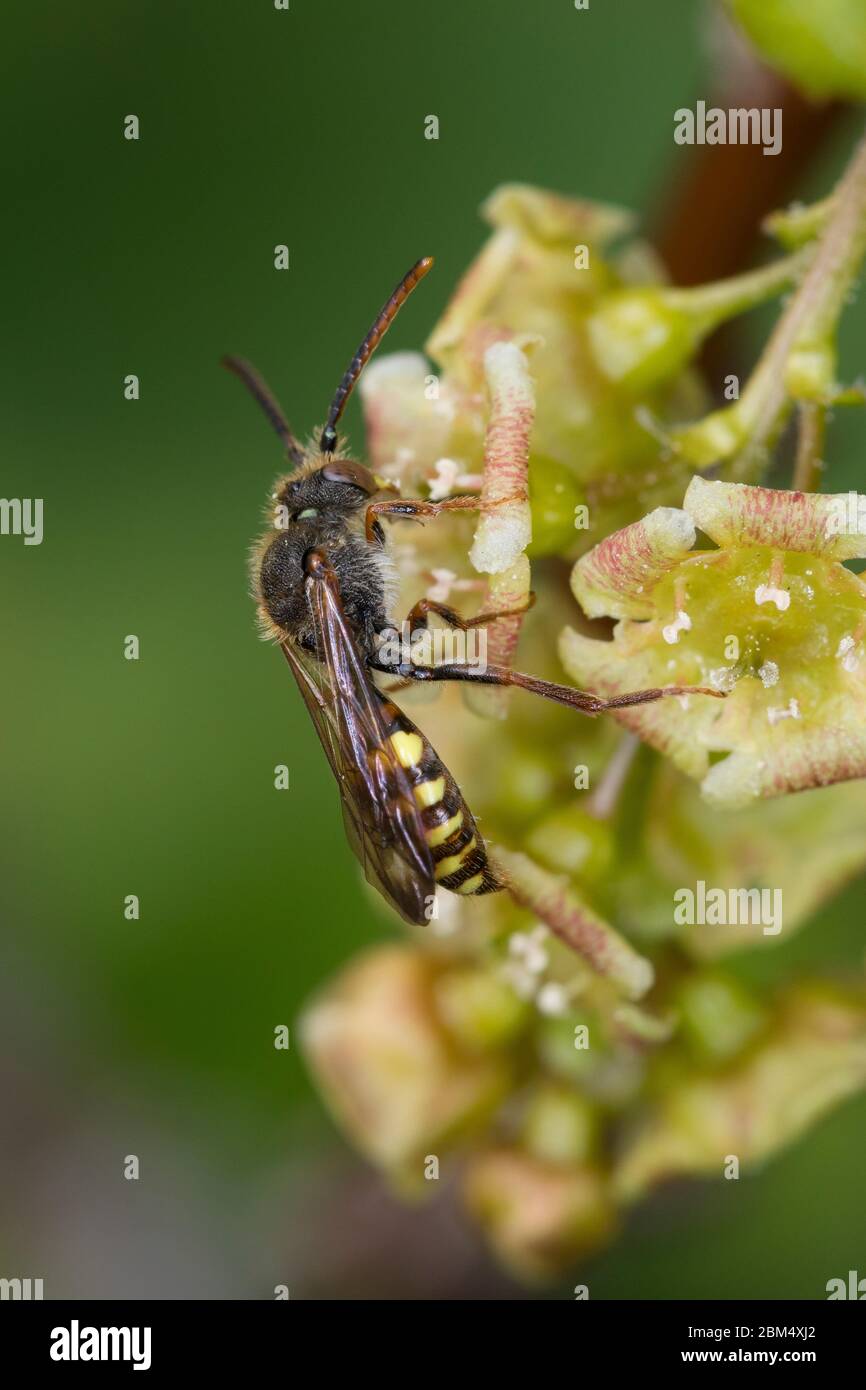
[371,659,725,713]
[376,596,537,693]
[404,593,536,632]
[364,493,517,545]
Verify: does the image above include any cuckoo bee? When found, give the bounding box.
[224,258,722,926]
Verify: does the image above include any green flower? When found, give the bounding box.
[360,184,796,554]
[562,477,866,808]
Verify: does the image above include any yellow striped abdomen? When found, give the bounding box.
[381,698,502,899]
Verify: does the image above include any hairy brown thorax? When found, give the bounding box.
[255,455,391,653]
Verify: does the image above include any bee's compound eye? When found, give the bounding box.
[296,508,319,519]
[321,460,379,494]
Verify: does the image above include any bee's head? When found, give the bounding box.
[256,457,392,644]
[275,457,386,524]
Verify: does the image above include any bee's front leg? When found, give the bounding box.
[364,494,484,546]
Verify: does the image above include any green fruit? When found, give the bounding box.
[528,454,586,557]
[731,0,866,101]
[586,289,696,394]
[526,804,615,884]
[434,967,530,1051]
[676,972,767,1066]
[489,744,557,823]
[522,1084,598,1164]
[535,1015,595,1082]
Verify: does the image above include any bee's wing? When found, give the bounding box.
[280,568,435,927]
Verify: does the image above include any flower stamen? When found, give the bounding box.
[755,553,790,611]
[662,577,692,644]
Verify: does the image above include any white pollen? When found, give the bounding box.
[526,949,548,974]
[536,983,569,1017]
[508,924,551,975]
[427,567,457,603]
[835,634,861,672]
[709,667,736,692]
[501,961,537,1001]
[758,661,780,687]
[755,584,790,611]
[662,610,692,644]
[767,698,800,725]
[428,457,461,501]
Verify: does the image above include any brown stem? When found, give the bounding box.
[792,402,826,493]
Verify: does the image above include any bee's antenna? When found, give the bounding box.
[222,355,306,468]
[320,255,434,454]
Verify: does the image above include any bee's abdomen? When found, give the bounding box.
[380,699,502,899]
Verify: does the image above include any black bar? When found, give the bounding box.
[1,1298,862,1373]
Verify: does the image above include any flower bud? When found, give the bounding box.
[301,946,513,1189]
[464,1147,616,1282]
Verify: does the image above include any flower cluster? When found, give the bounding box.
[301,143,866,1282]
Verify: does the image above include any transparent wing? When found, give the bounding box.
[280,565,435,926]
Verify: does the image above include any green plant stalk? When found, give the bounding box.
[764,194,836,249]
[663,245,813,328]
[674,126,866,481]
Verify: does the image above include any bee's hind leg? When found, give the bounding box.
[371,658,725,714]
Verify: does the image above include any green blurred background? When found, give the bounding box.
[2,0,866,1298]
